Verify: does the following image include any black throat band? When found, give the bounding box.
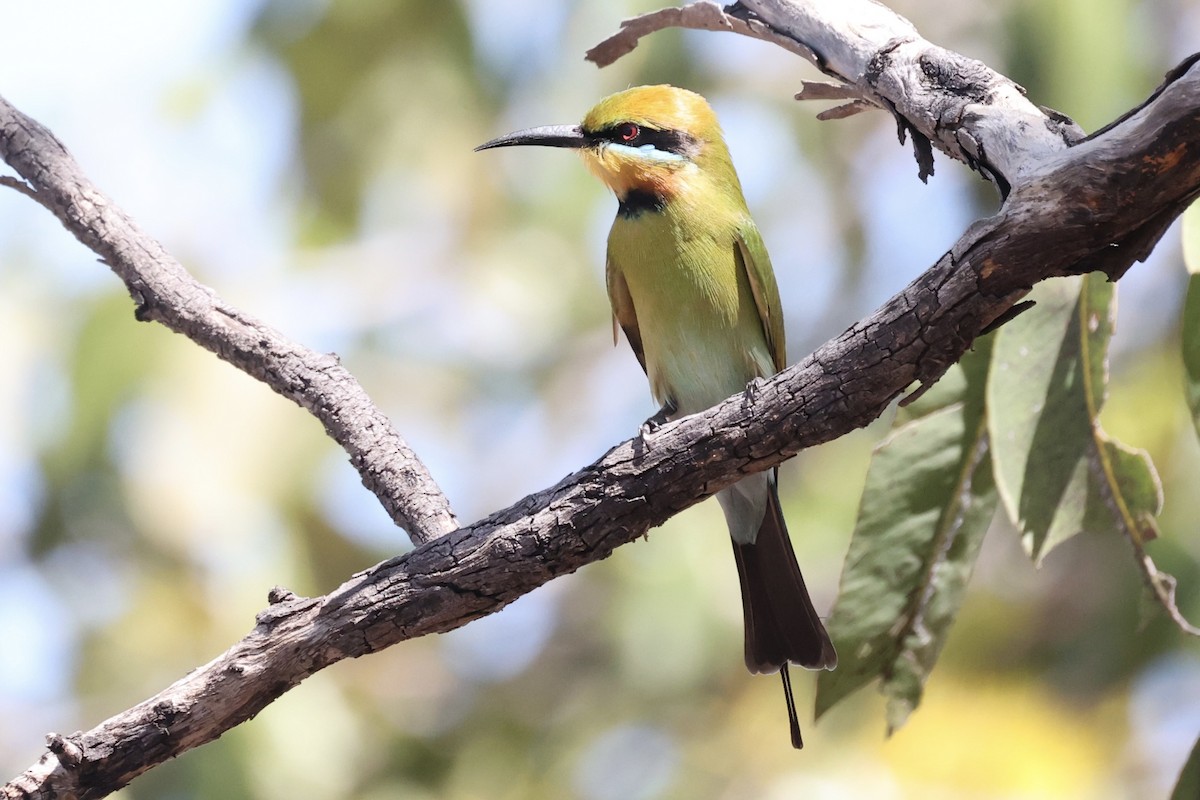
[618,189,667,218]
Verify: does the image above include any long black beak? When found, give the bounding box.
[475,124,589,152]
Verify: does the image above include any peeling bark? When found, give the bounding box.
[587,0,1086,191]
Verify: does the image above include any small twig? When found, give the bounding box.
[794,80,872,102]
[816,101,874,120]
[0,173,38,199]
[584,1,819,67]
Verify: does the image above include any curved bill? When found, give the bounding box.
[475,124,589,152]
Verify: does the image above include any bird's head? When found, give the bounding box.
[476,85,737,206]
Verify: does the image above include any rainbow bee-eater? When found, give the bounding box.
[477,85,836,748]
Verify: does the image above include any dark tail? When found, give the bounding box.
[731,480,836,748]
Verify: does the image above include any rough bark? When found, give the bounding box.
[4,0,1200,797]
[587,0,1086,190]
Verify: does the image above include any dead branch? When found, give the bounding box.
[0,99,458,546]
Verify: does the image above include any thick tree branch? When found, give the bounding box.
[588,0,1085,191]
[5,5,1200,798]
[0,97,457,546]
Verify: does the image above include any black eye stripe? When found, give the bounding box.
[587,124,698,157]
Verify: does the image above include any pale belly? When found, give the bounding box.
[641,315,772,416]
[615,249,774,415]
[608,199,779,417]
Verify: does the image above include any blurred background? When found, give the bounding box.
[1,0,1198,797]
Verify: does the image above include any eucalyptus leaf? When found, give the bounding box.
[1179,201,1200,440]
[1182,200,1200,274]
[987,274,1195,633]
[816,342,997,729]
[1183,274,1200,438]
[988,274,1115,562]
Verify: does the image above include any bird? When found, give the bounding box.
[477,85,836,748]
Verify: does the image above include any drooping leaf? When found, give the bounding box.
[816,341,997,730]
[1184,277,1200,437]
[1182,201,1200,437]
[988,274,1195,634]
[1099,431,1200,635]
[988,273,1116,562]
[1097,434,1163,541]
[1171,732,1200,800]
[1183,200,1200,273]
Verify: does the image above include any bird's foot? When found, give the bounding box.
[744,376,768,404]
[638,399,678,447]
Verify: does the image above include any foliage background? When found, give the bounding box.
[1,0,1198,797]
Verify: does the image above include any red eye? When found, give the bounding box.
[618,123,639,142]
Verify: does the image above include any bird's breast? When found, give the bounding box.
[608,209,773,415]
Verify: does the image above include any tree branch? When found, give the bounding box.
[5,2,1200,796]
[587,0,1086,191]
[0,97,458,546]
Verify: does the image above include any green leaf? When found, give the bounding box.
[1097,435,1163,538]
[816,341,998,730]
[1171,733,1200,800]
[988,274,1195,634]
[1180,200,1200,439]
[1099,430,1200,635]
[988,274,1116,561]
[1183,200,1200,275]
[1183,274,1200,438]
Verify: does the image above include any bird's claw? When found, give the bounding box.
[744,376,768,404]
[638,400,677,448]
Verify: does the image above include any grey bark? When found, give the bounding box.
[587,0,1085,189]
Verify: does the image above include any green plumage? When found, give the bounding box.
[607,194,781,426]
[478,84,837,748]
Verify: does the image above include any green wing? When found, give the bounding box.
[735,221,787,373]
[606,257,647,374]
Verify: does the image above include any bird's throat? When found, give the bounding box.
[618,188,667,218]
